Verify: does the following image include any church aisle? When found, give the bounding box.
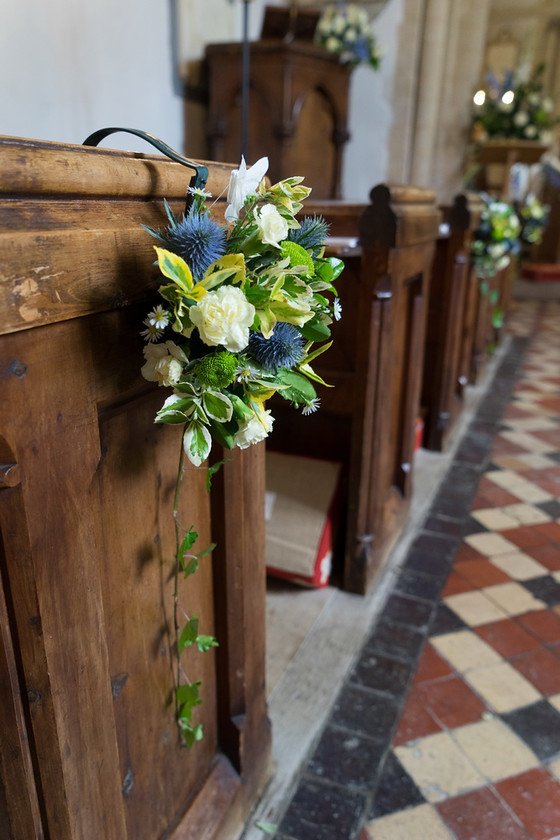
[276,300,560,840]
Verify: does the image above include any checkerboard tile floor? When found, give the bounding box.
[277,301,560,840]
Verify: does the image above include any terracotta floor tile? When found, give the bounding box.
[496,767,560,839]
[441,570,476,597]
[491,437,531,456]
[525,544,560,571]
[452,543,486,563]
[453,559,512,588]
[392,689,442,746]
[417,675,487,729]
[499,526,551,550]
[413,643,455,685]
[511,648,560,696]
[517,609,560,645]
[436,786,532,840]
[475,617,542,658]
[535,522,560,544]
[475,486,524,507]
[539,397,560,413]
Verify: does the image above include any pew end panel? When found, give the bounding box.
[0,136,271,840]
[269,185,440,595]
[422,193,481,451]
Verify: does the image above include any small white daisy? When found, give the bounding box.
[187,186,212,198]
[147,305,170,331]
[333,298,342,321]
[302,398,321,415]
[141,319,163,342]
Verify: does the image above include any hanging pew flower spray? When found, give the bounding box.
[140,157,343,745]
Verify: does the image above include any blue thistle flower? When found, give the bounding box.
[288,216,329,257]
[146,200,227,280]
[247,322,305,373]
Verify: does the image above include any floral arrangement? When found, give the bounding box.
[315,3,382,70]
[140,157,343,745]
[471,196,521,280]
[518,193,550,246]
[472,64,558,144]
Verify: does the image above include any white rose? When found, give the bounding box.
[255,204,289,248]
[524,124,537,138]
[225,156,269,223]
[141,341,187,387]
[234,408,274,449]
[513,111,529,127]
[190,285,255,352]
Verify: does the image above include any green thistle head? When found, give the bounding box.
[194,351,237,388]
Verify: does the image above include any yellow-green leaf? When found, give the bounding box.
[154,247,194,292]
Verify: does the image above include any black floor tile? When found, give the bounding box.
[369,751,425,818]
[521,576,560,606]
[350,651,412,697]
[422,515,464,538]
[536,499,560,519]
[366,618,426,663]
[394,570,446,604]
[278,776,367,840]
[461,515,490,536]
[402,549,452,579]
[382,594,434,631]
[307,725,386,790]
[410,532,459,560]
[331,684,401,741]
[429,603,467,636]
[503,700,560,761]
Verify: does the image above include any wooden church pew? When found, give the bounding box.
[421,192,484,451]
[269,185,440,595]
[0,135,271,840]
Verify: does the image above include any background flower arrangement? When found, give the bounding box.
[471,64,558,144]
[140,156,343,745]
[315,3,382,70]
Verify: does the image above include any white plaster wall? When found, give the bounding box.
[1,0,185,152]
[342,0,408,200]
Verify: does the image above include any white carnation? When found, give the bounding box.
[234,408,274,449]
[141,341,187,387]
[190,285,255,352]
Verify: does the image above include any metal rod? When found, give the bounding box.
[241,0,250,160]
